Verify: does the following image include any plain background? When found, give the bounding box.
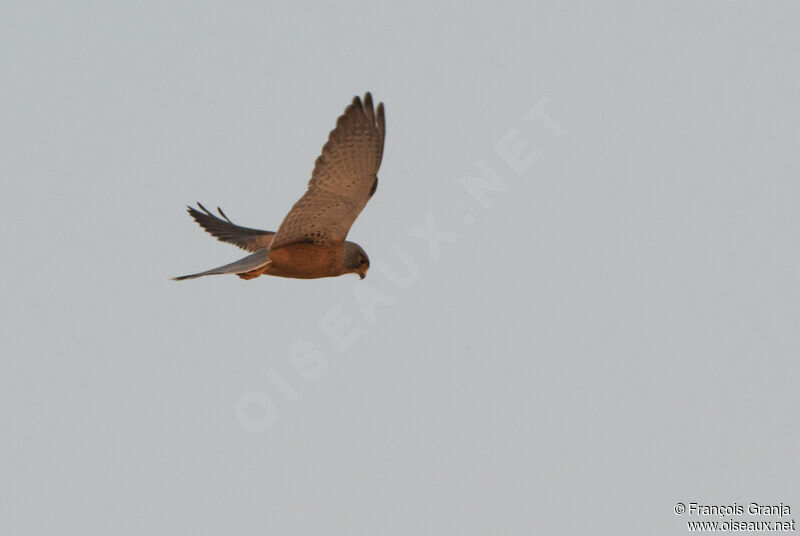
[2,2,798,534]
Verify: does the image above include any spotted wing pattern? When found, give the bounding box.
[268,93,385,250]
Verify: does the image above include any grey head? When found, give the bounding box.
[343,241,370,279]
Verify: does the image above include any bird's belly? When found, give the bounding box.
[267,243,345,279]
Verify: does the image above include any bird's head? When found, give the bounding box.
[344,242,370,279]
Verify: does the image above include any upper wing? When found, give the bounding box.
[268,93,385,250]
[188,203,274,252]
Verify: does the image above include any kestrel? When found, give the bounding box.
[173,93,385,281]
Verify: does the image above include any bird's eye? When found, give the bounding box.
[360,259,367,266]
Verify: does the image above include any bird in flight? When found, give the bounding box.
[173,93,385,281]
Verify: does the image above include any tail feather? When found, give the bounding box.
[173,249,271,281]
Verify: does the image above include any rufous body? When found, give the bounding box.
[238,243,345,280]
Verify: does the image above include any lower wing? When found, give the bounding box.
[187,203,274,252]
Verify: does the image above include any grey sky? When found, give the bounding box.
[2,2,798,534]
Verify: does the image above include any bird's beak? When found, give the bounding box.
[359,272,366,280]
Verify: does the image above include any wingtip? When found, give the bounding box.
[217,206,233,223]
[197,202,214,216]
[186,205,202,222]
[377,102,385,131]
[363,93,375,122]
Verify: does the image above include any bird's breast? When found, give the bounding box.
[267,243,346,279]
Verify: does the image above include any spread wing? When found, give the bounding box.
[187,203,274,252]
[268,93,385,250]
